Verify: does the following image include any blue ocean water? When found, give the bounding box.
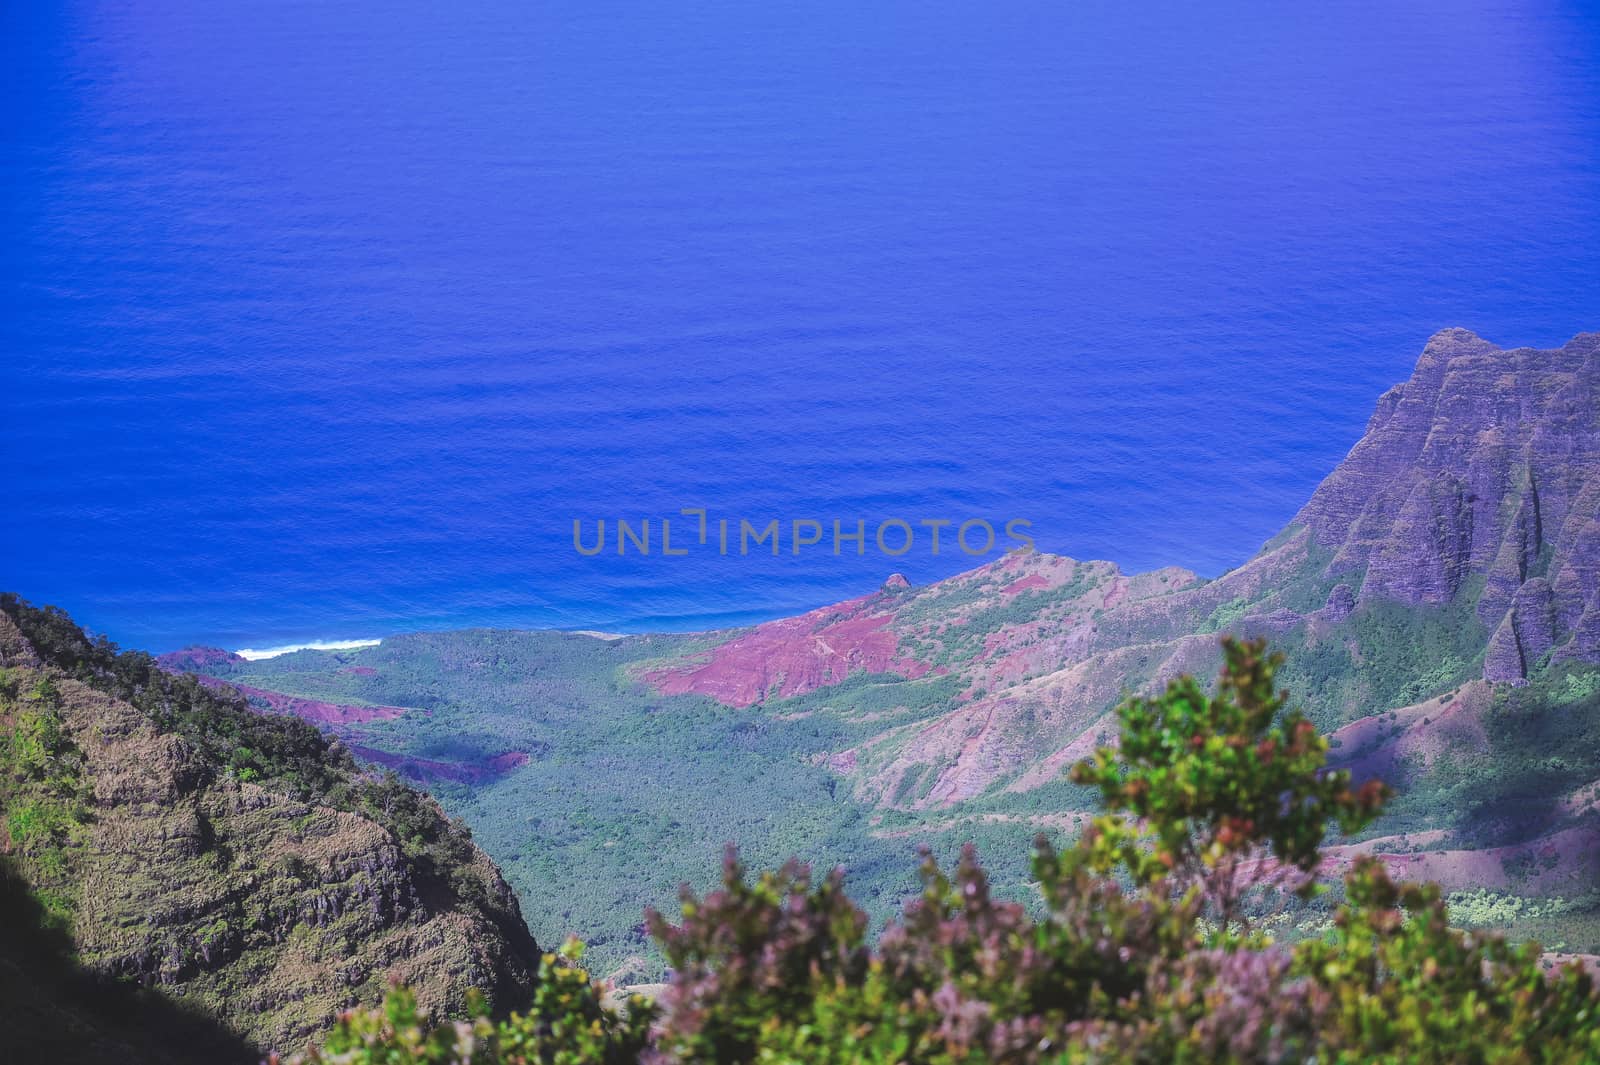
[4,0,1600,652]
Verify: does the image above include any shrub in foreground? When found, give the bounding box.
[290,639,1600,1064]
[287,940,653,1065]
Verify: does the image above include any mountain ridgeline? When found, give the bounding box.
[1296,328,1599,677]
[162,330,1600,976]
[6,328,1599,1049]
[0,596,540,1062]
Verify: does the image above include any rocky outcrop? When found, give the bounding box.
[635,330,1600,805]
[1290,329,1600,675]
[0,607,540,1058]
[1483,578,1564,684]
[1484,613,1529,684]
[1323,583,1357,622]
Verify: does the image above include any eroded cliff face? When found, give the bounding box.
[634,330,1600,809]
[0,607,539,1058]
[1293,328,1600,678]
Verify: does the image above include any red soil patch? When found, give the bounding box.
[1544,953,1600,979]
[487,751,531,772]
[340,665,379,677]
[644,592,931,707]
[825,750,857,774]
[192,675,408,725]
[1001,574,1050,597]
[1099,578,1128,610]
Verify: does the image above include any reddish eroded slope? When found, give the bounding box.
[833,548,1297,808]
[156,654,539,785]
[187,674,410,726]
[642,578,935,707]
[642,550,1195,712]
[158,647,411,726]
[637,545,1224,805]
[641,539,1310,807]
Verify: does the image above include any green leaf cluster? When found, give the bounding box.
[288,941,653,1065]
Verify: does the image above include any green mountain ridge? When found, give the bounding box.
[0,596,541,1061]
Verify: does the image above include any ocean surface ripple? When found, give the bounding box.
[4,0,1599,649]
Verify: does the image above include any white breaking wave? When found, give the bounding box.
[233,638,381,661]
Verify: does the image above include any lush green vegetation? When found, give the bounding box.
[1272,599,1489,732]
[211,628,954,976]
[290,640,1600,1064]
[0,670,91,929]
[203,589,1600,974]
